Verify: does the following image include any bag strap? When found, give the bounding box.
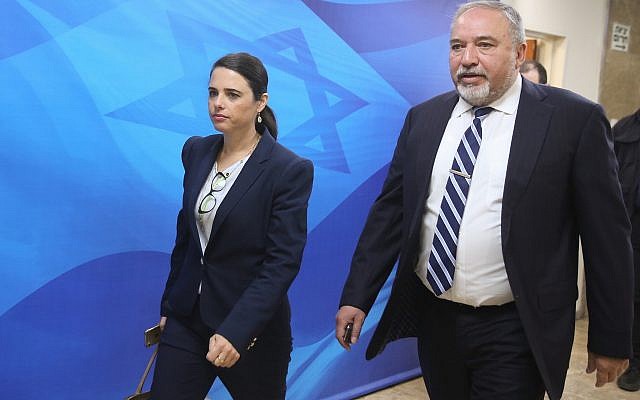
[135,346,159,394]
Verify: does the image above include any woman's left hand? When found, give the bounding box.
[206,334,240,368]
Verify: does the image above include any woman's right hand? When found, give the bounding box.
[159,316,167,331]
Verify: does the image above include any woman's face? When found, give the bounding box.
[208,67,266,135]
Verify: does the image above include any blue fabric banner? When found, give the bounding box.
[0,1,455,398]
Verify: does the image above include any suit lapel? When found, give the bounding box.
[186,136,222,252]
[408,93,459,239]
[502,81,553,241]
[204,132,274,254]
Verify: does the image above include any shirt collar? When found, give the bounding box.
[452,74,522,117]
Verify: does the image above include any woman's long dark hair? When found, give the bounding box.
[212,52,277,139]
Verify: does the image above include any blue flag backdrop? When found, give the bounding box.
[0,0,456,398]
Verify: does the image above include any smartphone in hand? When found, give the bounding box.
[343,322,354,345]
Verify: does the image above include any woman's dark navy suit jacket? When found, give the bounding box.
[160,131,313,355]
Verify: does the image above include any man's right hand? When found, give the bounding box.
[335,305,366,350]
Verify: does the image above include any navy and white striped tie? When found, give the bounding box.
[426,107,493,295]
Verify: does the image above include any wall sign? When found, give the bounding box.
[611,22,631,52]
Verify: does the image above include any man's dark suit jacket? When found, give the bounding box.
[340,79,633,400]
[160,131,313,355]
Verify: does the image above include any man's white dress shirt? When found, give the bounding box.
[415,76,523,307]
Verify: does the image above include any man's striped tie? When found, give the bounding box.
[426,107,493,295]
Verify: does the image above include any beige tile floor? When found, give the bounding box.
[357,318,638,399]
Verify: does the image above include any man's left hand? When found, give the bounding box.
[585,351,629,387]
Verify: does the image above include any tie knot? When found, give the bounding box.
[474,107,493,119]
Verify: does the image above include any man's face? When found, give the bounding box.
[449,7,526,106]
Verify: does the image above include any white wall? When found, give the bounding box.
[503,0,609,102]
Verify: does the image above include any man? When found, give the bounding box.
[520,59,548,84]
[613,108,640,392]
[335,2,633,400]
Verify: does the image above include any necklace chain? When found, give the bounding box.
[216,134,260,177]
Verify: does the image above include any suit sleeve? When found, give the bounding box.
[216,158,314,351]
[160,137,196,316]
[573,104,634,358]
[339,109,413,313]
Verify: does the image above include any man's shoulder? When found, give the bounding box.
[528,83,598,113]
[409,91,458,115]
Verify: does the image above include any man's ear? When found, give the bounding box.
[515,42,527,69]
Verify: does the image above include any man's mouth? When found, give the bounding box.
[457,72,486,84]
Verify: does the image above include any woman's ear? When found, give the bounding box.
[257,92,269,113]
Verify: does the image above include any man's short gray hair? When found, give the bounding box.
[452,1,526,47]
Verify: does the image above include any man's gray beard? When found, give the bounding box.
[456,81,491,106]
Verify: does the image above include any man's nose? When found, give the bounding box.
[461,46,479,66]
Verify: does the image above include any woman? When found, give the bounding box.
[150,52,314,399]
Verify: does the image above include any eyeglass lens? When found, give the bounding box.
[198,173,227,214]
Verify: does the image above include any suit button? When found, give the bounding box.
[200,258,204,265]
